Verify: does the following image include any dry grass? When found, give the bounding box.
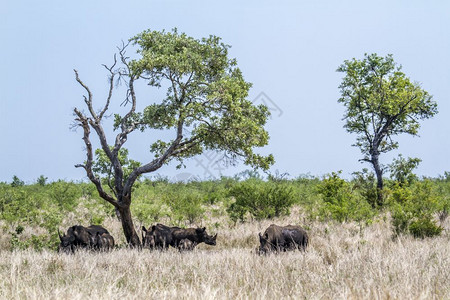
[0,214,449,299]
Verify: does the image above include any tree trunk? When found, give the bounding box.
[371,153,384,207]
[118,205,141,247]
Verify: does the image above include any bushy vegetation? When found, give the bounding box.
[227,179,296,222]
[315,172,375,223]
[388,181,443,238]
[0,171,449,250]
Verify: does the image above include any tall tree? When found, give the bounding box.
[337,53,437,206]
[73,29,274,246]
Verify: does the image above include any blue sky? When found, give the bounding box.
[1,1,449,183]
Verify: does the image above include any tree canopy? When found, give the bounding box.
[127,29,274,174]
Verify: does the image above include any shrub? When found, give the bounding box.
[132,200,167,224]
[164,190,205,225]
[409,218,443,238]
[227,179,295,222]
[316,172,374,223]
[47,180,80,211]
[388,155,421,186]
[11,175,24,187]
[352,169,378,208]
[389,181,443,238]
[36,175,48,186]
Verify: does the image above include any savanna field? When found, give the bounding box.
[1,174,449,299]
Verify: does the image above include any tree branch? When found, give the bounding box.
[100,54,117,120]
[73,108,119,208]
[74,70,97,120]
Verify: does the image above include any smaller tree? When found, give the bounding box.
[388,154,421,186]
[11,175,24,187]
[337,53,438,206]
[36,175,48,186]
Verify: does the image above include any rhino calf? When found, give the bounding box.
[91,232,115,251]
[258,224,308,254]
[177,238,197,251]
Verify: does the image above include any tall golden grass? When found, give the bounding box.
[0,212,448,299]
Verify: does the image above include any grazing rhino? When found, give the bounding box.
[58,225,110,253]
[258,224,308,254]
[171,226,217,248]
[91,232,115,251]
[142,224,217,251]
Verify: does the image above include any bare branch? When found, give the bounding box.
[74,70,97,120]
[99,54,118,119]
[73,108,119,208]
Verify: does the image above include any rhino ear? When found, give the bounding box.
[152,225,156,231]
[142,226,147,232]
[195,227,206,233]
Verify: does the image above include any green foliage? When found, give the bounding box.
[337,53,437,160]
[36,175,48,186]
[388,155,421,186]
[128,28,274,170]
[389,181,443,238]
[47,180,80,210]
[10,232,49,252]
[316,172,374,223]
[132,200,167,224]
[164,190,205,225]
[409,218,443,238]
[11,175,24,187]
[93,147,142,191]
[227,179,295,222]
[352,169,378,208]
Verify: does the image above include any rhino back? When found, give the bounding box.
[281,225,308,248]
[87,225,109,235]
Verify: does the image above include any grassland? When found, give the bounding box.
[0,213,449,299]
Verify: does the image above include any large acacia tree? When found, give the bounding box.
[337,53,437,206]
[73,29,274,246]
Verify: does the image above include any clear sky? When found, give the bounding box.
[1,1,449,183]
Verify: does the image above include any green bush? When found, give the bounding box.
[316,172,374,223]
[132,199,167,224]
[11,175,24,187]
[164,190,205,225]
[227,179,295,222]
[389,181,443,238]
[409,218,443,238]
[352,169,378,208]
[47,180,80,211]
